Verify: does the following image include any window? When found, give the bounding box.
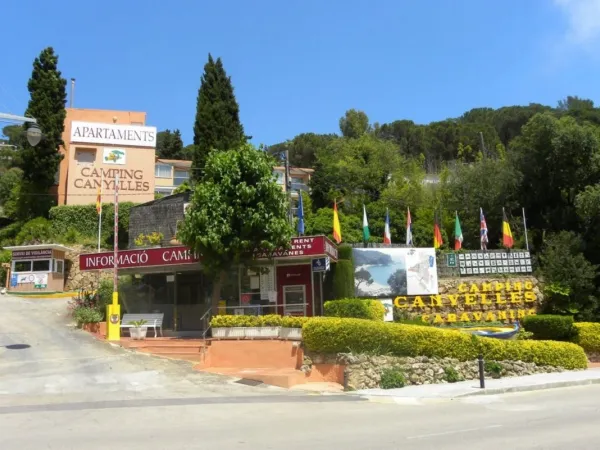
[53,259,64,274]
[32,260,51,272]
[13,261,32,272]
[75,149,96,166]
[155,164,172,178]
[174,170,189,186]
[155,187,174,196]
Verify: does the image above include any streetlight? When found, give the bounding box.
[0,112,42,147]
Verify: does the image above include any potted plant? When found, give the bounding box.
[73,306,103,333]
[129,319,148,340]
[259,314,283,338]
[211,315,248,339]
[281,316,308,340]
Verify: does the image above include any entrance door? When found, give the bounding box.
[283,285,306,316]
[176,273,208,331]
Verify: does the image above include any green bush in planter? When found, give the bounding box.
[324,298,385,321]
[522,314,578,341]
[281,316,310,328]
[73,307,103,326]
[573,322,600,353]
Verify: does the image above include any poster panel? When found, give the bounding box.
[353,247,438,297]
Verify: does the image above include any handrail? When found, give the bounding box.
[200,308,212,339]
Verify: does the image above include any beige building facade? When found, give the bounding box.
[56,108,157,206]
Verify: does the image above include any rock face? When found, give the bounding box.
[304,351,566,390]
[64,245,112,291]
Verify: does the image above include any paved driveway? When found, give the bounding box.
[0,295,288,407]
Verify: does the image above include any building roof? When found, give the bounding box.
[156,158,193,169]
[3,244,74,252]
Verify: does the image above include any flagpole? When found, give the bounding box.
[97,171,103,253]
[522,207,529,251]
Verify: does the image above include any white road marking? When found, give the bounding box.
[407,424,503,440]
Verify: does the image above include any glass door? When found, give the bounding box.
[283,285,306,316]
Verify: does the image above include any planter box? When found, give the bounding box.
[82,322,100,333]
[280,327,302,340]
[260,327,281,338]
[245,327,262,338]
[130,327,148,340]
[212,327,246,339]
[212,327,228,339]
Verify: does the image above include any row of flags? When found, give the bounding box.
[316,201,515,250]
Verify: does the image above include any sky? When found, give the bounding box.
[1,0,600,147]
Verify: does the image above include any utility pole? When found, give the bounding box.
[284,148,293,225]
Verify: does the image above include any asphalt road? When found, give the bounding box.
[2,295,600,449]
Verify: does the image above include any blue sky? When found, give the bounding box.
[1,0,599,146]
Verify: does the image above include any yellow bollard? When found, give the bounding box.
[106,292,121,341]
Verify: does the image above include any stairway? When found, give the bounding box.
[122,338,210,363]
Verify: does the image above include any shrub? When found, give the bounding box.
[281,316,310,328]
[73,307,103,325]
[379,367,406,389]
[324,298,385,321]
[444,366,461,383]
[302,317,588,370]
[573,322,600,354]
[210,314,297,328]
[522,314,577,341]
[484,361,503,378]
[15,217,54,245]
[324,244,354,300]
[0,221,22,246]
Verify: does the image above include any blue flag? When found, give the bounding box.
[297,194,305,235]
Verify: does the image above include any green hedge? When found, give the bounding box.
[302,317,588,370]
[210,314,309,328]
[573,322,600,354]
[522,314,577,341]
[324,298,385,321]
[49,202,136,248]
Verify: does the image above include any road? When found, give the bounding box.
[2,295,600,449]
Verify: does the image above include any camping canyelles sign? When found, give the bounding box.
[393,280,538,324]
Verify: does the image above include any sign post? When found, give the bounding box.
[106,174,121,341]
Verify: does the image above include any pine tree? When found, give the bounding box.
[156,129,185,159]
[19,47,67,219]
[192,54,245,180]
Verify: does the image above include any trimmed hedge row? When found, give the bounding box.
[303,317,588,370]
[522,314,577,341]
[324,298,385,321]
[210,314,309,328]
[573,322,600,354]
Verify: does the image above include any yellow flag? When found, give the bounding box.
[333,200,342,244]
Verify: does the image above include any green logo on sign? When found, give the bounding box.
[446,253,457,267]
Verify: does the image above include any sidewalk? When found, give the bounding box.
[353,368,600,401]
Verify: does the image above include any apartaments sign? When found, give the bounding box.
[70,121,157,148]
[79,247,199,271]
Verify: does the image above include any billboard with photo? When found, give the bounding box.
[353,247,439,297]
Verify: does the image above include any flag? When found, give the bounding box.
[96,185,102,215]
[433,211,443,249]
[383,208,392,244]
[502,208,514,248]
[406,207,413,246]
[362,204,370,242]
[480,208,489,250]
[297,193,305,236]
[333,200,342,244]
[454,211,463,251]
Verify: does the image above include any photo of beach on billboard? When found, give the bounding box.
[353,247,439,297]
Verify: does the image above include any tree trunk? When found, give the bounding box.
[211,271,226,316]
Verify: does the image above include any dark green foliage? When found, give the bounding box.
[192,54,246,178]
[379,367,406,389]
[324,298,385,321]
[522,314,578,341]
[48,202,136,249]
[444,366,461,383]
[15,217,54,244]
[326,245,355,299]
[267,133,337,168]
[156,129,185,160]
[18,47,67,219]
[484,361,503,378]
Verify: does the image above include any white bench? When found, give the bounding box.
[121,313,164,338]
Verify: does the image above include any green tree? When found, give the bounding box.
[267,133,337,168]
[156,129,185,159]
[339,109,371,138]
[192,54,246,179]
[18,47,67,219]
[0,168,22,219]
[178,143,293,314]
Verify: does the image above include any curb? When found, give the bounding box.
[355,377,600,403]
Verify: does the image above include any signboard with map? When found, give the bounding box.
[457,251,532,276]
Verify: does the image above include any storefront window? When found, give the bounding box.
[118,274,176,329]
[13,261,32,272]
[240,266,276,315]
[32,260,51,272]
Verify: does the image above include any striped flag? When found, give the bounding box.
[383,209,392,244]
[502,208,514,248]
[362,205,370,243]
[480,208,489,250]
[454,211,463,251]
[96,185,102,215]
[406,207,413,246]
[332,200,342,244]
[433,211,443,249]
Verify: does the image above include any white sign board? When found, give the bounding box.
[70,121,157,148]
[380,299,394,322]
[353,247,438,297]
[103,148,126,165]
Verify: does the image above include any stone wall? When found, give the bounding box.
[64,245,112,291]
[395,276,543,324]
[303,352,565,390]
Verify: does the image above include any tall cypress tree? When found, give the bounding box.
[192,54,245,180]
[19,47,67,219]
